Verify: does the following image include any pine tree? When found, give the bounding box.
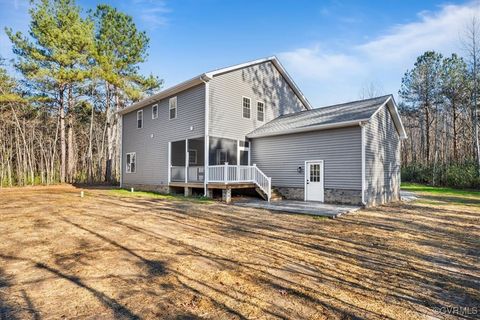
[92,4,161,182]
[5,0,94,183]
[400,51,443,165]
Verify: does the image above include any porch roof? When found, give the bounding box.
[246,95,407,139]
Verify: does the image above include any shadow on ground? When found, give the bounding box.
[0,185,478,319]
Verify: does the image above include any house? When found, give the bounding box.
[118,56,407,207]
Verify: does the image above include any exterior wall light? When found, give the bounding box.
[297,166,303,173]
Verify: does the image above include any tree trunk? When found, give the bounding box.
[453,103,458,162]
[59,88,66,183]
[425,106,431,163]
[67,115,74,183]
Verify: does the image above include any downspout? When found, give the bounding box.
[360,121,367,206]
[119,114,123,188]
[201,75,211,196]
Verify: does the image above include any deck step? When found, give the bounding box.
[270,188,285,201]
[255,187,285,201]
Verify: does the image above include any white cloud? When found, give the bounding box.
[359,2,480,63]
[279,1,480,107]
[280,45,363,80]
[131,0,171,30]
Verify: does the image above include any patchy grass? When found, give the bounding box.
[401,182,480,197]
[107,188,213,203]
[0,185,478,319]
[402,182,480,208]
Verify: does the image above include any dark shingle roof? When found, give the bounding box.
[247,95,392,138]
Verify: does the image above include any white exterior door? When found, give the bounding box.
[305,161,324,202]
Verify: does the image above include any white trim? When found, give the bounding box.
[236,139,241,166]
[304,160,324,202]
[136,110,143,129]
[152,104,158,119]
[204,56,312,110]
[184,139,188,183]
[203,80,210,196]
[126,152,136,173]
[257,101,265,122]
[361,124,366,205]
[119,114,123,187]
[370,95,407,140]
[188,149,197,165]
[118,74,211,115]
[247,118,369,138]
[169,96,177,120]
[167,142,171,183]
[242,96,251,119]
[119,56,312,116]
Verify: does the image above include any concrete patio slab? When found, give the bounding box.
[234,199,361,218]
[401,191,418,202]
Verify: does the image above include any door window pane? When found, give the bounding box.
[310,164,320,182]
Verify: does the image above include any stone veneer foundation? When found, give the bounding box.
[122,184,170,194]
[276,186,363,206]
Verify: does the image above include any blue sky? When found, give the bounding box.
[1,0,479,106]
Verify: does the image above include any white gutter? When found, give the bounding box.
[118,75,208,115]
[247,118,371,139]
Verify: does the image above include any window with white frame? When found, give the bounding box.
[169,96,177,119]
[188,149,197,165]
[242,97,251,119]
[257,101,265,122]
[152,104,158,119]
[126,152,136,173]
[216,149,228,165]
[137,110,143,128]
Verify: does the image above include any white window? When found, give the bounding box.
[152,104,158,119]
[126,152,136,173]
[242,97,251,119]
[257,101,265,122]
[216,149,228,165]
[169,96,177,119]
[188,149,197,165]
[137,110,143,129]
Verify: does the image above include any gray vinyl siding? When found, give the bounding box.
[250,126,362,190]
[365,104,401,206]
[209,61,307,140]
[121,84,205,186]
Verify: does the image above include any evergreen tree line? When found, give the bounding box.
[399,18,480,188]
[2,1,480,189]
[0,0,161,187]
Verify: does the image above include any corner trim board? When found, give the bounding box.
[361,123,366,205]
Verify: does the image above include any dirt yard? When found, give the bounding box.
[0,185,479,319]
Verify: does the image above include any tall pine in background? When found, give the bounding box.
[6,0,94,183]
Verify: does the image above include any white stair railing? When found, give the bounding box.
[207,164,271,201]
[252,164,271,201]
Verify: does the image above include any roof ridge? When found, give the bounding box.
[272,94,392,121]
[316,94,391,109]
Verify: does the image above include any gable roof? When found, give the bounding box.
[246,95,407,139]
[118,56,312,115]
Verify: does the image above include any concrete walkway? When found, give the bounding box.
[234,199,361,218]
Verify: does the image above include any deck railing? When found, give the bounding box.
[207,163,271,201]
[170,164,271,201]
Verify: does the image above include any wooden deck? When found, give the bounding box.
[169,181,256,189]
